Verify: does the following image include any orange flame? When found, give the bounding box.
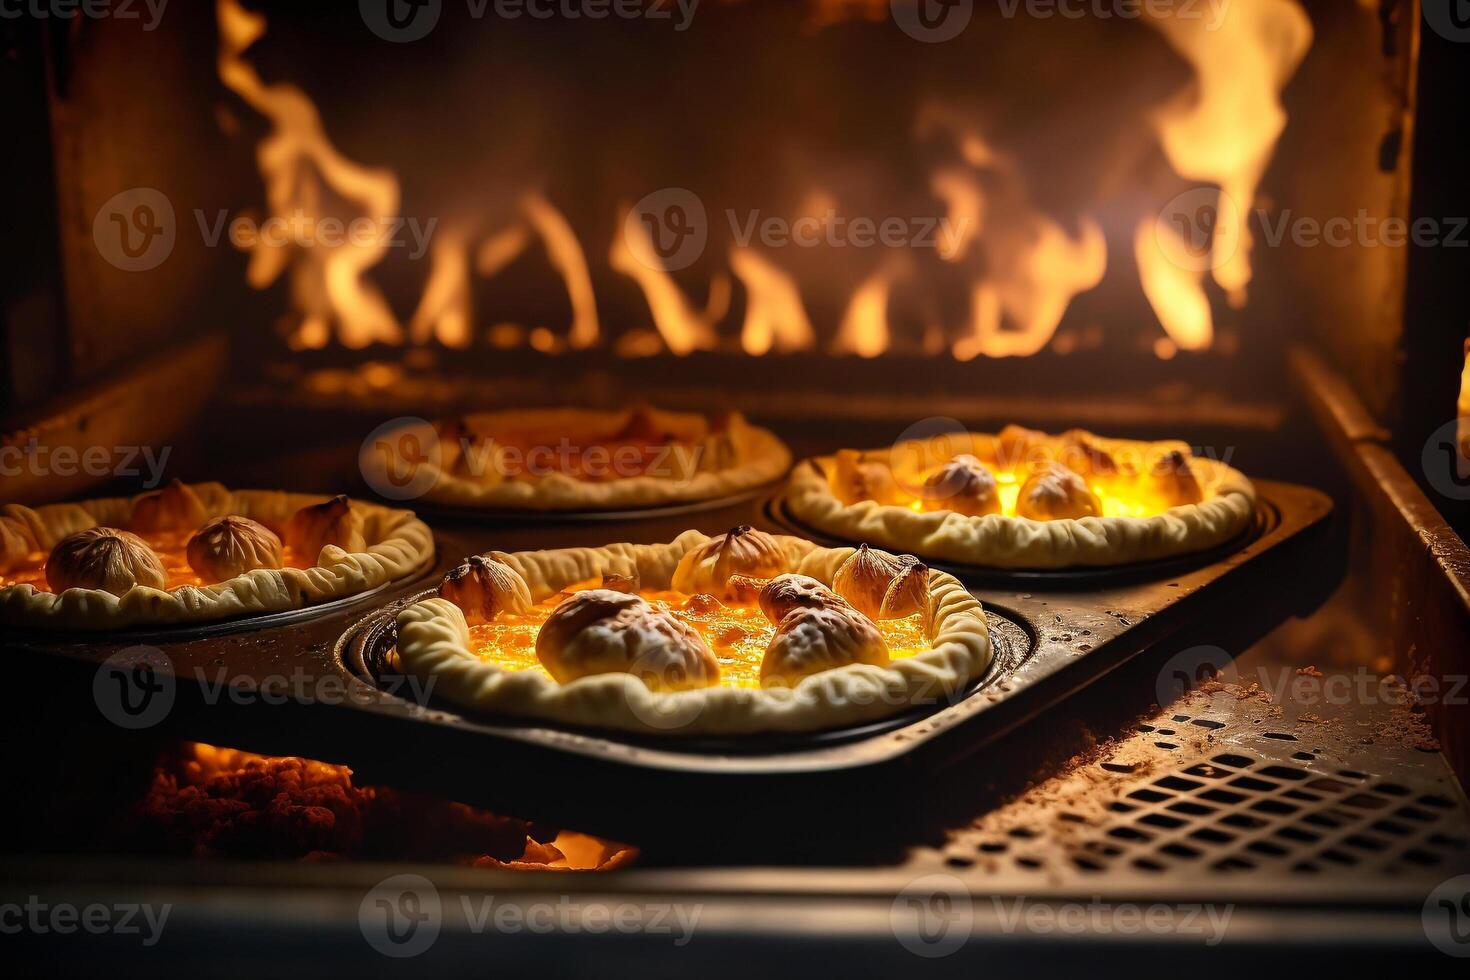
[1146,0,1312,308]
[1134,218,1213,351]
[609,210,723,355]
[217,0,403,349]
[731,248,816,355]
[951,214,1107,360]
[832,268,892,358]
[216,0,1309,362]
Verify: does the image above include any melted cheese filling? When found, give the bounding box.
[469,589,930,690]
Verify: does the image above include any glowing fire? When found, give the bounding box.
[1144,0,1313,313]
[217,0,402,350]
[832,267,894,358]
[218,0,1310,361]
[731,248,817,356]
[1134,218,1213,352]
[165,742,633,869]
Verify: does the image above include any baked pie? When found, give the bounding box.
[365,405,791,511]
[393,527,991,735]
[784,426,1256,569]
[0,482,434,630]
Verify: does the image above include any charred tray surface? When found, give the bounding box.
[6,481,1332,845]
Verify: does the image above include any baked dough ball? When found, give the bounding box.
[923,454,1001,517]
[758,573,850,622]
[599,570,641,595]
[186,516,283,581]
[46,527,166,597]
[1056,429,1122,479]
[671,525,786,602]
[439,555,533,626]
[1147,449,1205,507]
[285,495,365,561]
[997,424,1049,470]
[761,605,889,687]
[831,450,913,507]
[829,545,925,618]
[694,412,748,474]
[1015,462,1103,521]
[877,561,930,620]
[536,589,719,691]
[130,480,206,535]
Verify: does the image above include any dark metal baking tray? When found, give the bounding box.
[3,481,1333,848]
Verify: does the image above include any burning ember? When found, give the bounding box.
[216,0,1310,360]
[129,742,634,869]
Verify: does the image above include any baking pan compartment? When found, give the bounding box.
[340,589,1038,754]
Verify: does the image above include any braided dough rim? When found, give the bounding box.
[0,483,435,631]
[783,434,1257,570]
[394,531,991,736]
[368,407,791,511]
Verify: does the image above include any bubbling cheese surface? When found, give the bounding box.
[468,589,930,689]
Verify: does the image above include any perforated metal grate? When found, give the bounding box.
[931,696,1470,884]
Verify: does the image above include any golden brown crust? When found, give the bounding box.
[784,428,1256,569]
[394,532,991,737]
[0,484,434,631]
[366,407,791,511]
